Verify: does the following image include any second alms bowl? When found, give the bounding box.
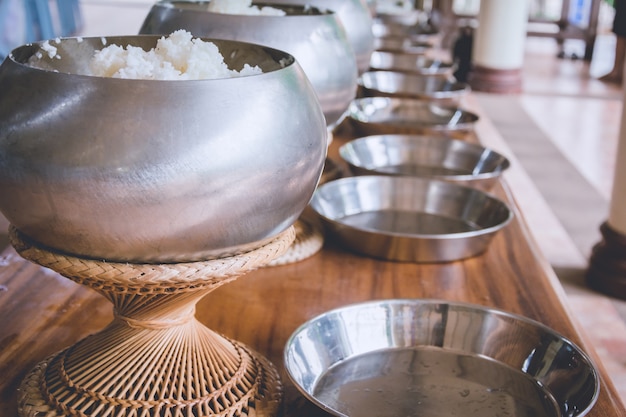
[140,1,358,127]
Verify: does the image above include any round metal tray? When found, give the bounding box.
[309,175,512,262]
[371,18,439,42]
[373,36,434,54]
[359,70,469,104]
[373,9,426,27]
[285,299,600,417]
[347,97,479,136]
[369,51,454,75]
[339,134,510,191]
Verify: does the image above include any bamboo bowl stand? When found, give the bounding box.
[10,225,296,417]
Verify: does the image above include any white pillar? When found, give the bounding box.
[469,0,529,93]
[586,77,626,298]
[608,88,626,235]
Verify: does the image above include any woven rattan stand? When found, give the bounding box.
[11,225,296,417]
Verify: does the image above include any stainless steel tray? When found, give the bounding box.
[348,97,479,136]
[339,134,510,191]
[358,71,469,104]
[371,18,439,42]
[285,299,600,417]
[369,51,454,75]
[309,175,512,262]
[373,36,434,54]
[373,10,426,27]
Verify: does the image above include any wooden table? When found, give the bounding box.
[0,96,624,417]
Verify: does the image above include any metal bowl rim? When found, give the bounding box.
[8,35,299,82]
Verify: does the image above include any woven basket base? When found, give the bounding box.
[268,215,324,266]
[18,334,282,417]
[11,227,295,417]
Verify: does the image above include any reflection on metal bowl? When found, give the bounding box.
[340,134,510,191]
[285,299,600,417]
[140,0,358,127]
[348,97,479,136]
[309,175,512,262]
[0,36,327,262]
[359,70,469,105]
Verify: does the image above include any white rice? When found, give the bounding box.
[207,0,286,16]
[88,30,263,80]
[40,41,58,59]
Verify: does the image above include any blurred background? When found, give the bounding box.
[0,0,617,62]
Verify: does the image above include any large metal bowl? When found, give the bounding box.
[309,175,512,262]
[270,0,375,74]
[348,97,479,136]
[369,51,454,75]
[0,36,327,262]
[285,299,600,417]
[340,134,510,190]
[359,70,469,104]
[140,1,358,127]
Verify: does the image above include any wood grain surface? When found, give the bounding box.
[0,102,624,416]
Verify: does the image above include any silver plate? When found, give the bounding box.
[373,36,434,54]
[339,134,510,191]
[369,51,454,75]
[348,97,479,136]
[285,299,600,417]
[373,10,427,27]
[309,175,512,262]
[371,19,439,42]
[359,71,469,104]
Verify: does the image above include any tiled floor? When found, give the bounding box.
[2,0,626,405]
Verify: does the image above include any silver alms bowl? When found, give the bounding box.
[270,0,375,74]
[0,36,327,262]
[140,1,358,127]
